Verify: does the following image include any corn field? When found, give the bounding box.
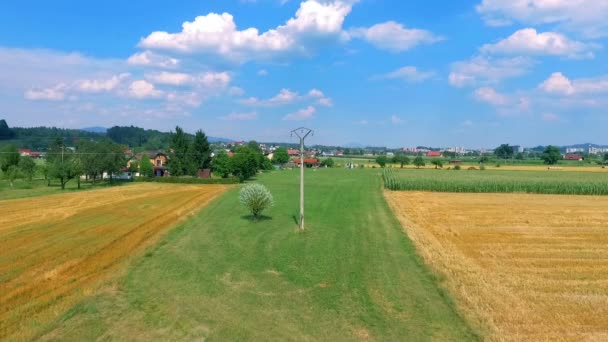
[382,168,608,195]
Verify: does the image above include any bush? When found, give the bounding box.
[480,165,486,171]
[468,166,477,170]
[240,183,273,220]
[454,165,461,170]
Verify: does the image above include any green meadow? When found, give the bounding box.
[40,168,476,341]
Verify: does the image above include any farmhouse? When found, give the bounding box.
[288,149,300,157]
[564,154,583,161]
[293,158,319,167]
[128,151,170,176]
[427,151,442,157]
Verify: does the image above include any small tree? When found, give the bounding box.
[603,153,608,165]
[495,144,514,160]
[273,147,290,165]
[431,159,443,169]
[413,156,425,168]
[376,155,388,168]
[139,154,154,177]
[212,150,233,178]
[19,156,36,181]
[541,145,561,165]
[321,158,335,168]
[0,144,20,172]
[6,165,20,188]
[393,154,410,168]
[239,183,273,221]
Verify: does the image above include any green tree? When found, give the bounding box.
[247,141,262,154]
[392,154,410,168]
[0,144,20,172]
[18,156,36,181]
[261,157,274,171]
[431,159,444,169]
[376,155,388,168]
[413,156,425,168]
[541,145,562,165]
[191,130,212,175]
[273,147,290,165]
[139,153,154,177]
[232,146,259,181]
[515,152,525,160]
[100,140,126,182]
[77,140,103,183]
[494,144,514,159]
[47,139,80,190]
[479,156,490,164]
[0,119,16,139]
[603,153,608,165]
[169,126,192,176]
[6,165,20,187]
[321,158,335,168]
[212,150,233,178]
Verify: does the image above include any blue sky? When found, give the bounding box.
[1,0,608,148]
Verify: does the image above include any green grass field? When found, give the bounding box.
[39,168,476,340]
[383,168,608,195]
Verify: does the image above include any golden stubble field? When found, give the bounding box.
[0,183,227,340]
[385,191,608,341]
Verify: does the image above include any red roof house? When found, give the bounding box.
[18,148,32,156]
[288,149,300,156]
[427,151,442,157]
[564,154,583,161]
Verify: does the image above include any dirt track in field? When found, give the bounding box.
[0,183,227,340]
[385,191,608,341]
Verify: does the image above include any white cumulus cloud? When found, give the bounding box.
[474,86,507,106]
[128,80,164,99]
[381,66,436,82]
[476,0,608,37]
[480,28,596,58]
[283,105,316,120]
[349,21,441,52]
[449,56,533,87]
[138,0,354,62]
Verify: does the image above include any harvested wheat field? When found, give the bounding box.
[385,191,608,341]
[0,183,227,340]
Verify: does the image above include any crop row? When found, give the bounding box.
[382,168,608,195]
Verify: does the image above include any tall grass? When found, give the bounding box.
[383,168,608,195]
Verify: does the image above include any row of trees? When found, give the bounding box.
[0,145,36,186]
[212,142,274,181]
[376,154,427,168]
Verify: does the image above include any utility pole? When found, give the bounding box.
[291,127,313,230]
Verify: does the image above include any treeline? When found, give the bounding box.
[106,125,173,150]
[212,142,277,181]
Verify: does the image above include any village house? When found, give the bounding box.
[427,151,442,157]
[564,154,583,161]
[127,151,170,177]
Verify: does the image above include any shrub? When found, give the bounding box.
[468,166,477,170]
[240,183,273,220]
[454,165,461,170]
[480,165,486,171]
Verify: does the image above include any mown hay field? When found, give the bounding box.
[385,191,608,341]
[383,168,608,195]
[0,183,227,341]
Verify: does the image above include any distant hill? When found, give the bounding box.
[80,126,107,133]
[208,136,232,143]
